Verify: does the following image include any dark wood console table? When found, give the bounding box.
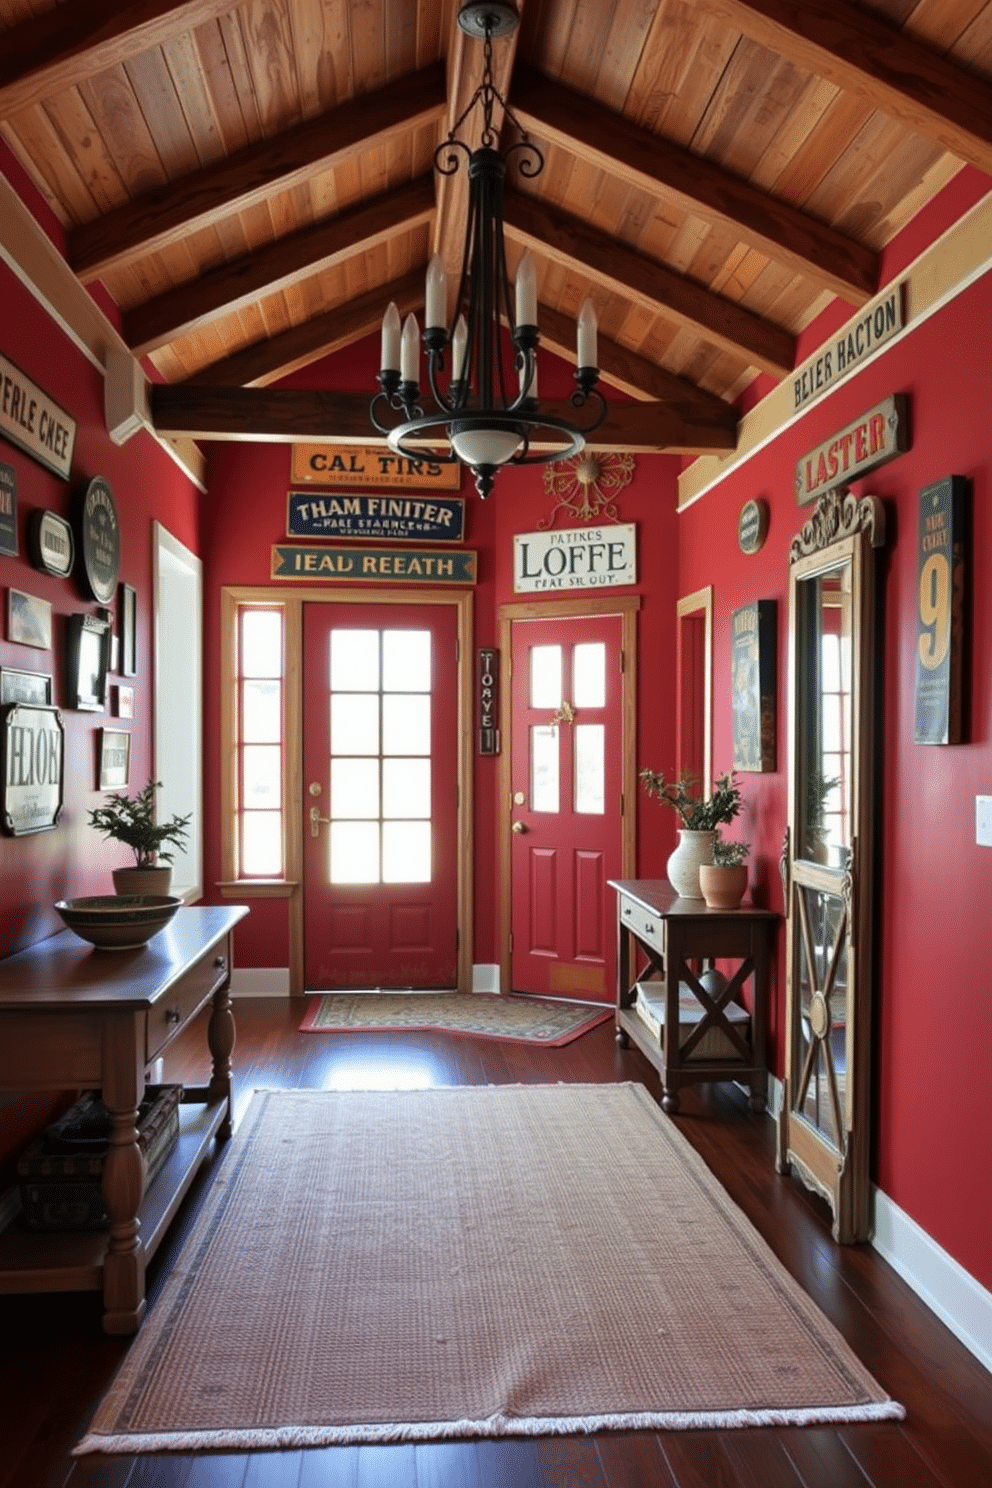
[0,904,248,1333]
[609,880,777,1114]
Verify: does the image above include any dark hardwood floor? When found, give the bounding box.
[2,996,989,1488]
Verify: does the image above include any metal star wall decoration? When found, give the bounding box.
[540,451,636,529]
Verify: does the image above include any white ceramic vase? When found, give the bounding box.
[666,829,715,899]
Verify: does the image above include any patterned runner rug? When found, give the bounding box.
[299,991,613,1046]
[76,1085,901,1454]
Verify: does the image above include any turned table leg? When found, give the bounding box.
[207,950,236,1140]
[100,1017,146,1335]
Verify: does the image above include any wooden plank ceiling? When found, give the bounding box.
[1,0,990,456]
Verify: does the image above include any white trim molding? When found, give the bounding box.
[231,968,292,998]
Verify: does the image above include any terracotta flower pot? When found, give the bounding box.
[698,863,748,910]
[112,865,172,897]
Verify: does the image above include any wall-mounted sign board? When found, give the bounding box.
[795,394,908,505]
[914,475,968,745]
[271,545,477,585]
[0,352,76,479]
[291,444,462,490]
[791,286,903,415]
[737,499,768,555]
[73,476,120,603]
[287,490,465,543]
[28,509,74,578]
[731,600,776,773]
[513,524,636,594]
[0,462,17,556]
[1,702,64,835]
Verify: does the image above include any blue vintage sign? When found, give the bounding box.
[287,490,465,543]
[272,545,477,585]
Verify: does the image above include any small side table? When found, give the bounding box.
[609,879,777,1114]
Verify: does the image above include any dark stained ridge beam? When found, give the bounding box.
[180,269,426,388]
[510,67,879,307]
[0,0,239,118]
[150,384,736,454]
[124,177,436,355]
[706,0,992,175]
[69,61,447,282]
[503,190,796,379]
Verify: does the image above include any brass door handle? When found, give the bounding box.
[309,804,331,838]
[511,820,527,834]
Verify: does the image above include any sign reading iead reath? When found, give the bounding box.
[513,524,636,594]
[795,394,908,505]
[287,491,465,543]
[291,443,461,490]
[0,352,76,480]
[271,545,477,585]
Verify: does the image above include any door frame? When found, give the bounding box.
[219,585,474,996]
[496,594,640,995]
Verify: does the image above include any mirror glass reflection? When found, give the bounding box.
[797,561,852,868]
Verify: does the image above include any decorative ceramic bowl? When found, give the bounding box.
[54,895,182,950]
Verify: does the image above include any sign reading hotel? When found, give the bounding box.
[291,443,461,491]
[792,286,903,413]
[513,524,636,594]
[795,394,908,505]
[0,352,76,480]
[271,545,476,585]
[287,490,465,543]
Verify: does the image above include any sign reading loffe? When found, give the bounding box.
[513,524,636,594]
[271,545,477,585]
[0,353,76,480]
[795,394,908,505]
[291,443,462,490]
[287,490,465,543]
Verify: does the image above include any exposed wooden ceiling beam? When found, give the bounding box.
[510,67,878,307]
[69,61,447,282]
[181,269,426,388]
[0,0,241,118]
[706,0,992,175]
[124,177,436,355]
[150,384,735,454]
[537,303,737,435]
[503,190,796,379]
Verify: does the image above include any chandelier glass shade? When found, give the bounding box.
[370,3,606,498]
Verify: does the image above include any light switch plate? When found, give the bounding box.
[977,796,992,847]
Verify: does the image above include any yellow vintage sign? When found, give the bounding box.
[291,444,462,491]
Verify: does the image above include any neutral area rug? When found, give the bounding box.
[76,1084,902,1454]
[299,991,613,1046]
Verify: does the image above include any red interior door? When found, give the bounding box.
[509,613,623,1001]
[302,603,459,989]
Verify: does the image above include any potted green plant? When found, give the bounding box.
[639,768,742,898]
[699,836,751,910]
[88,780,191,896]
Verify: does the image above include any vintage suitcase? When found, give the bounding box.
[17,1084,182,1231]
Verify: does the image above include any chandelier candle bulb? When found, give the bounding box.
[381,303,401,374]
[578,299,597,369]
[426,255,447,331]
[400,313,420,385]
[452,315,468,383]
[515,250,537,327]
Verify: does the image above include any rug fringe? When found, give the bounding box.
[73,1400,905,1455]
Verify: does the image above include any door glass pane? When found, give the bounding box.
[331,758,379,818]
[530,645,562,708]
[795,885,848,1150]
[383,821,431,882]
[383,693,430,755]
[242,744,281,808]
[797,565,852,867]
[330,821,379,883]
[331,693,379,754]
[241,609,282,677]
[242,811,282,875]
[574,723,605,813]
[573,643,605,707]
[331,629,379,691]
[242,679,281,742]
[383,630,431,691]
[530,724,559,812]
[383,758,430,818]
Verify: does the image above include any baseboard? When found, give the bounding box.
[231,968,291,998]
[472,963,500,994]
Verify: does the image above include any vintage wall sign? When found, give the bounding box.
[27,509,74,578]
[291,443,462,490]
[74,476,121,602]
[792,286,903,414]
[1,702,64,835]
[513,524,636,594]
[795,394,908,505]
[271,545,477,585]
[731,601,777,773]
[478,648,499,756]
[914,475,968,746]
[0,352,76,479]
[737,498,768,555]
[287,490,465,543]
[0,461,17,556]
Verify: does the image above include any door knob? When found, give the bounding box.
[309,804,331,838]
[511,820,527,834]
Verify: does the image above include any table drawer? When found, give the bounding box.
[618,895,666,951]
[146,944,229,1062]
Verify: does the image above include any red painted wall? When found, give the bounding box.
[677,192,992,1289]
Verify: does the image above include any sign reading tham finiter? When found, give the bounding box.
[287,490,465,543]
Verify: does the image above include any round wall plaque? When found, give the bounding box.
[74,476,120,603]
[27,509,74,578]
[737,498,769,555]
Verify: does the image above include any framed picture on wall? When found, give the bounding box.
[731,600,777,773]
[119,582,137,676]
[8,588,52,649]
[0,667,53,706]
[66,612,111,711]
[98,728,130,790]
[113,684,134,719]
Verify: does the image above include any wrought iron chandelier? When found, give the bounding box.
[370,1,607,499]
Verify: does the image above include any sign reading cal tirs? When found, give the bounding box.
[291,443,461,490]
[271,545,477,585]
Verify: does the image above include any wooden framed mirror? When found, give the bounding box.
[777,489,886,1243]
